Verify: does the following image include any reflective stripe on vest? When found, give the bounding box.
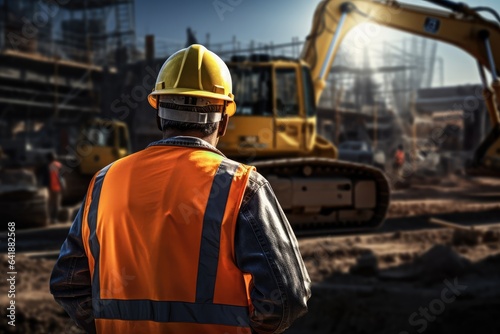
[85,158,250,328]
[196,160,238,303]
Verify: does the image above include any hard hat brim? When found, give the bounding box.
[149,88,236,116]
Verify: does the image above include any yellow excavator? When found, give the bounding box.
[218,0,500,233]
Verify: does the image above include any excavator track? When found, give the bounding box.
[253,157,390,235]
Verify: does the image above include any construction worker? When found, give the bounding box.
[50,44,311,334]
[393,144,405,177]
[47,151,64,224]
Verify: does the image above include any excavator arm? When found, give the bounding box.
[302,0,500,175]
[302,0,500,106]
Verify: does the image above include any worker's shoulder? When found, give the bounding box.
[115,150,144,164]
[100,149,146,174]
[247,169,268,188]
[238,168,281,210]
[225,159,268,189]
[239,168,270,204]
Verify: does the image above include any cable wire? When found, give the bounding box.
[471,7,500,24]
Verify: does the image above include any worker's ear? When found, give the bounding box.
[217,113,229,137]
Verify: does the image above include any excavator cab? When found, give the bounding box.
[78,119,131,175]
[219,58,319,159]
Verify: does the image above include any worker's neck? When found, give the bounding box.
[162,130,219,147]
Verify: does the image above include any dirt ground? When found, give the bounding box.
[388,175,500,218]
[0,256,84,334]
[1,175,500,333]
[288,227,500,334]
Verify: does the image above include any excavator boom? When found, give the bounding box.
[302,0,500,175]
[302,0,500,102]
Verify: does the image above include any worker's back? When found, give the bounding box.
[52,44,311,334]
[81,140,254,333]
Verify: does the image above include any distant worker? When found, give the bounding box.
[50,44,310,334]
[47,151,64,224]
[393,144,405,177]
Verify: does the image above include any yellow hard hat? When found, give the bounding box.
[148,44,236,117]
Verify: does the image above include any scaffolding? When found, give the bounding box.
[1,0,136,66]
[0,0,137,149]
[146,35,304,62]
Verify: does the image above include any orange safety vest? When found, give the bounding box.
[394,149,405,166]
[49,161,62,192]
[81,144,255,333]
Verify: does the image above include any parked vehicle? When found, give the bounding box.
[338,141,374,165]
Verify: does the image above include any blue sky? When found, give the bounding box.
[134,0,316,48]
[134,0,500,87]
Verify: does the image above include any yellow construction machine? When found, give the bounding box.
[75,118,131,175]
[61,118,131,204]
[0,117,131,228]
[218,0,500,233]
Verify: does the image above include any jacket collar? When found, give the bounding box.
[147,136,226,157]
